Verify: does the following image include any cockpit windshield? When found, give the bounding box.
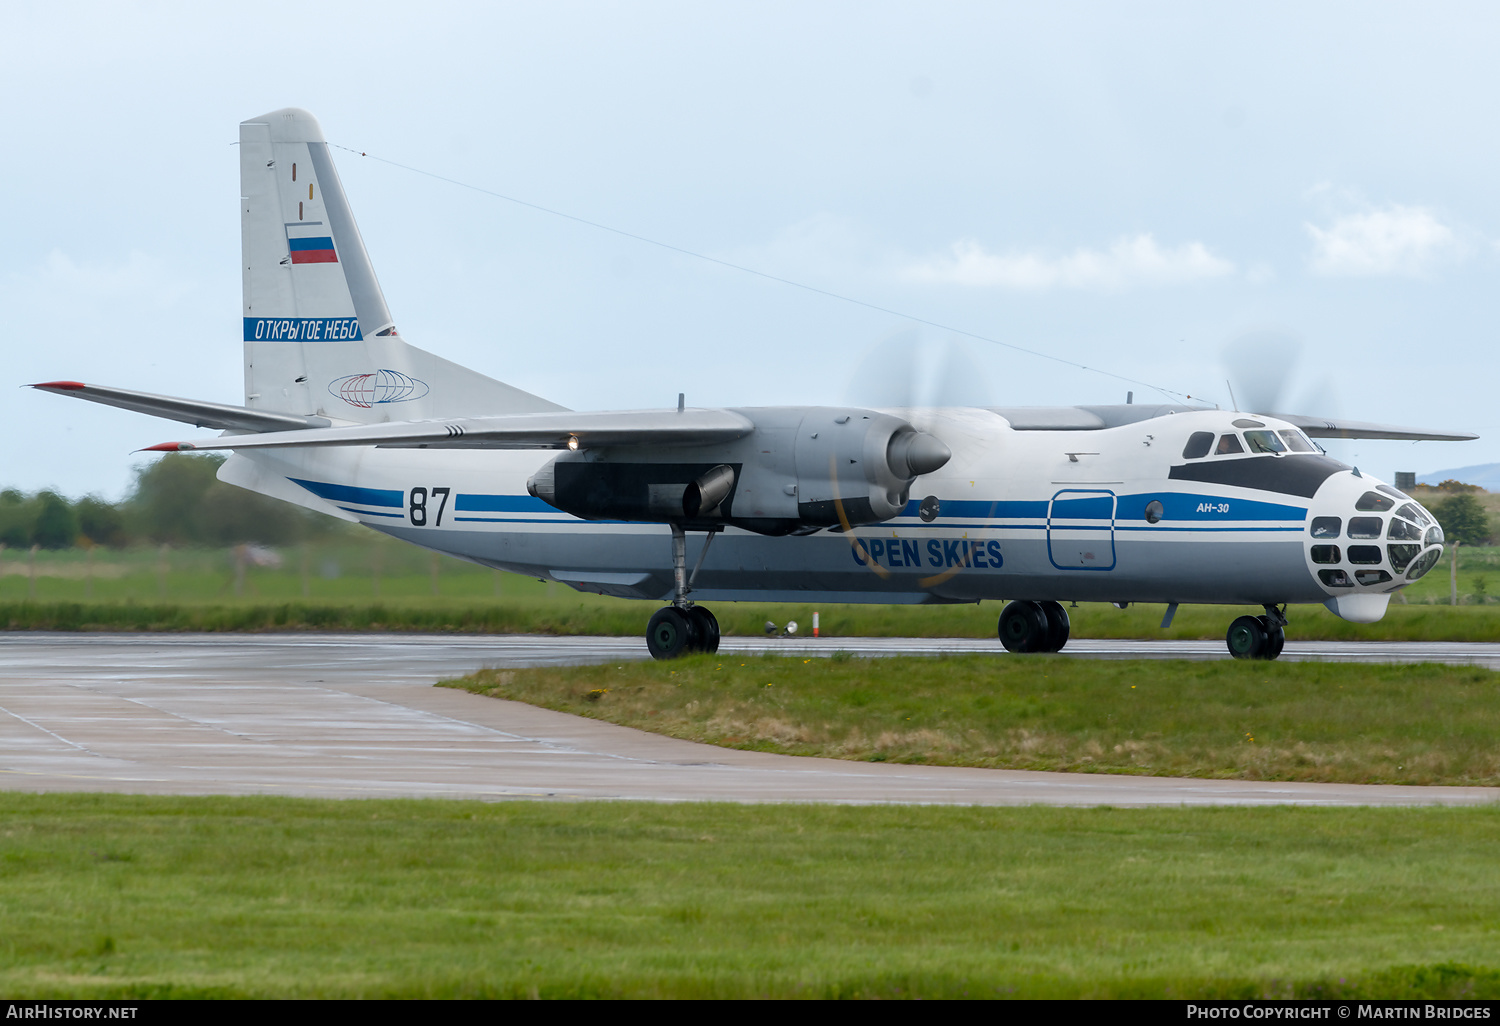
[1244,430,1286,454]
[1277,430,1316,453]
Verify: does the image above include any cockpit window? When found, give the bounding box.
[1182,431,1214,459]
[1215,434,1244,455]
[1348,516,1384,539]
[1277,430,1316,453]
[1244,430,1286,454]
[1355,491,1395,512]
[1378,484,1411,501]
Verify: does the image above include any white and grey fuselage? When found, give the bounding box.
[224,403,1443,624]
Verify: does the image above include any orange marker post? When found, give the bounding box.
[813,611,820,638]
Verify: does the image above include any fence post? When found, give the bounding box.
[233,544,247,598]
[1451,539,1461,605]
[157,543,170,600]
[28,544,38,600]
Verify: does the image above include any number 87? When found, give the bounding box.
[409,487,451,526]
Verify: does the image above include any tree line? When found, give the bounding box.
[1,455,346,549]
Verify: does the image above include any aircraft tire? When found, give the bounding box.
[1226,615,1269,660]
[998,600,1049,654]
[1257,616,1286,660]
[688,606,721,654]
[647,607,698,660]
[1039,601,1070,653]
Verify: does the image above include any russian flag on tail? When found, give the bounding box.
[289,235,338,264]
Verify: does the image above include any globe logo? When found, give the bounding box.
[329,370,430,408]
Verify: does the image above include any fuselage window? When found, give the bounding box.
[1182,432,1214,459]
[1310,516,1342,538]
[1311,544,1341,564]
[1355,569,1393,587]
[1347,545,1383,565]
[1277,430,1316,453]
[1244,430,1287,454]
[1319,568,1354,588]
[1355,491,1395,512]
[1215,434,1244,455]
[1347,517,1383,539]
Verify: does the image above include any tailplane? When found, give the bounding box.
[239,108,563,422]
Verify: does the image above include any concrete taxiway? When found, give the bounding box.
[1,632,1497,807]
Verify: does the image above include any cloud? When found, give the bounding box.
[899,234,1235,291]
[1305,205,1460,277]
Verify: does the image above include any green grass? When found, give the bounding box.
[447,656,1500,786]
[1,794,1499,998]
[7,541,1500,640]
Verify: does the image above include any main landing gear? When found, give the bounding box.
[646,524,722,660]
[1226,604,1287,661]
[997,600,1071,654]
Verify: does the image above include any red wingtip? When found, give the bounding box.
[141,442,192,452]
[32,380,86,390]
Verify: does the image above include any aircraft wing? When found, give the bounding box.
[1269,414,1479,442]
[141,409,757,452]
[29,381,330,433]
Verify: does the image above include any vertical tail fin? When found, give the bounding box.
[240,108,392,346]
[239,108,562,422]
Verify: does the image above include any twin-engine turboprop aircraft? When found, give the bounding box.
[32,108,1477,660]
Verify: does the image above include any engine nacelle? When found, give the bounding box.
[526,406,950,535]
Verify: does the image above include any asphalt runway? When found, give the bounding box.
[2,632,1499,807]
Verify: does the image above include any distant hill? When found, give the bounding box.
[1418,463,1500,491]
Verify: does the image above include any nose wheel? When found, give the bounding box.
[1226,605,1287,660]
[647,524,722,660]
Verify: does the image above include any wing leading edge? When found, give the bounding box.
[29,381,332,433]
[140,408,757,452]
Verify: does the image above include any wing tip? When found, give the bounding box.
[30,380,86,391]
[138,442,196,453]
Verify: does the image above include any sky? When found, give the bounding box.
[4,1,1498,499]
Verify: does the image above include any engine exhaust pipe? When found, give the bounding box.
[684,464,735,518]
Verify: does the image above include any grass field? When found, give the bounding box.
[446,655,1500,786]
[1,794,1497,999]
[6,540,1500,640]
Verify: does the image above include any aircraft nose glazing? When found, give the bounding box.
[1307,481,1446,593]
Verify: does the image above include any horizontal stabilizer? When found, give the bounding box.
[142,408,756,452]
[1270,414,1479,443]
[29,381,331,433]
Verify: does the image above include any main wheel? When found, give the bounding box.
[688,606,720,654]
[647,607,698,660]
[998,600,1049,653]
[1226,614,1269,660]
[1039,600,1070,653]
[1257,616,1286,660]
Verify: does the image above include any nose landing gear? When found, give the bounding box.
[1226,604,1287,660]
[646,524,721,660]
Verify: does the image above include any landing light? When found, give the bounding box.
[567,434,579,451]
